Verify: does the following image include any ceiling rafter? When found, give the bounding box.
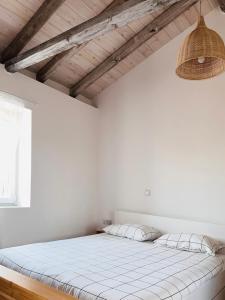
[69,0,198,98]
[1,0,65,63]
[36,0,127,83]
[4,0,182,73]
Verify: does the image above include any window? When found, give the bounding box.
[0,92,31,207]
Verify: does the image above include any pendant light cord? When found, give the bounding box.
[199,0,202,16]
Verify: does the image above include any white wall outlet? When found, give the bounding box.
[145,188,151,197]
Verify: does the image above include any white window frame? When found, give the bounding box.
[0,91,33,208]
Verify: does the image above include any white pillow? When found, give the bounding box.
[154,233,224,255]
[103,224,161,241]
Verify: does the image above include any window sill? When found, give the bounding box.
[0,204,30,208]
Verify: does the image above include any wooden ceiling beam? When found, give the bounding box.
[36,0,126,83]
[5,0,182,73]
[218,0,225,12]
[36,47,83,83]
[70,0,198,98]
[1,0,65,63]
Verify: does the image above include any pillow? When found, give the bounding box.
[103,224,161,241]
[154,233,224,255]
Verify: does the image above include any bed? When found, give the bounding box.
[0,211,225,300]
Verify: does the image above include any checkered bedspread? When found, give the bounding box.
[0,234,224,300]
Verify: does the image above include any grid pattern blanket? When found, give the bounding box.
[0,233,224,300]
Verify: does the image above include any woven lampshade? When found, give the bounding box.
[176,16,225,80]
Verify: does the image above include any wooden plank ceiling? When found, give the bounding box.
[0,0,218,101]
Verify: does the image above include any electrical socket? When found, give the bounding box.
[103,219,112,226]
[145,188,151,197]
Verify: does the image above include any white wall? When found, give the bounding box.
[97,9,225,225]
[0,65,99,248]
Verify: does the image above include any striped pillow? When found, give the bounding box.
[154,233,224,255]
[103,224,161,241]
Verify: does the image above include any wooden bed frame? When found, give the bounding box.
[0,265,77,300]
[1,210,225,300]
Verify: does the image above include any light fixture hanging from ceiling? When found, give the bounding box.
[176,0,225,80]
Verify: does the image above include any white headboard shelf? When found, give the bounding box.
[115,211,225,242]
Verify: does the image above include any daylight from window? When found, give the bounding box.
[0,93,31,207]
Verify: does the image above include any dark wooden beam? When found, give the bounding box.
[5,0,181,73]
[70,0,198,97]
[36,0,126,83]
[218,0,225,12]
[36,47,83,82]
[1,0,65,63]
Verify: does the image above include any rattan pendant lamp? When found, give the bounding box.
[176,0,225,80]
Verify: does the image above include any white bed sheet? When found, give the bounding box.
[0,233,224,300]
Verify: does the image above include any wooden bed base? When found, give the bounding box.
[0,265,77,300]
